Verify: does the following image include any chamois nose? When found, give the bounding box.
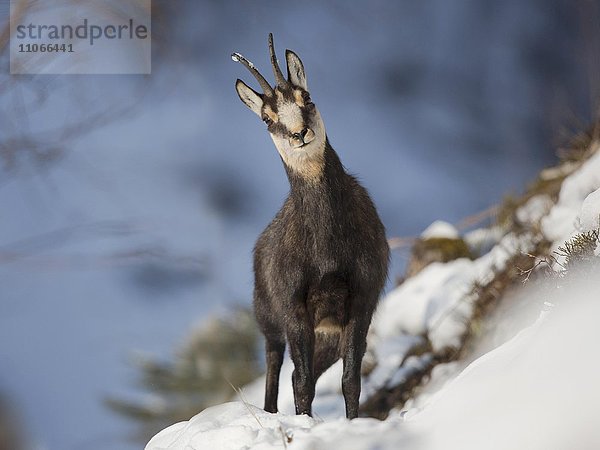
[290,128,315,148]
[293,128,314,145]
[292,128,309,141]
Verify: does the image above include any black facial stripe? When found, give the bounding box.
[301,106,313,129]
[269,122,290,137]
[268,111,314,138]
[278,87,296,102]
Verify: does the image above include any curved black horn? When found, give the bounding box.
[268,33,287,87]
[231,52,274,96]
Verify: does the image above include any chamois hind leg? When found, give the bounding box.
[264,337,285,413]
[340,303,374,419]
[287,307,315,416]
[313,331,341,381]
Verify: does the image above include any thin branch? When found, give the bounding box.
[226,379,264,429]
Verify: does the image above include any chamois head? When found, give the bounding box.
[233,34,326,178]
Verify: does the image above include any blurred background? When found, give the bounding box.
[0,0,599,449]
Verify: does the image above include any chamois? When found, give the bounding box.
[232,34,389,419]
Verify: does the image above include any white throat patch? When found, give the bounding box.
[269,107,326,181]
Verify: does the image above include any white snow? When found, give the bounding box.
[420,220,459,239]
[542,147,600,245]
[414,279,600,450]
[374,259,473,349]
[463,226,503,256]
[231,53,255,68]
[515,194,553,224]
[146,402,316,450]
[579,187,600,232]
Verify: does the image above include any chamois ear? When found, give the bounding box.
[235,79,263,117]
[285,50,307,90]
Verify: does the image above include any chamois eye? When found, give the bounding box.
[263,116,273,126]
[302,92,313,105]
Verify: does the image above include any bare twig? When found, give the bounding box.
[456,205,498,230]
[226,379,264,429]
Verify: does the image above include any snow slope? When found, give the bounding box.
[147,145,600,449]
[147,275,600,450]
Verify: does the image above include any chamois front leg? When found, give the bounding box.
[341,310,371,419]
[287,308,315,416]
[264,338,285,413]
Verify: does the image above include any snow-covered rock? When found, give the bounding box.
[146,402,316,450]
[542,147,600,244]
[515,194,553,224]
[420,220,459,239]
[580,187,600,232]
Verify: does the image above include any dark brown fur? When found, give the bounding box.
[253,139,389,418]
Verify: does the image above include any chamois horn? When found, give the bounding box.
[268,33,287,87]
[231,51,274,96]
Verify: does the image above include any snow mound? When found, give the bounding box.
[146,402,316,450]
[145,401,412,450]
[414,275,600,450]
[374,259,473,350]
[420,220,459,239]
[542,148,600,244]
[580,187,600,232]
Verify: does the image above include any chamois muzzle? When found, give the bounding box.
[290,127,315,148]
